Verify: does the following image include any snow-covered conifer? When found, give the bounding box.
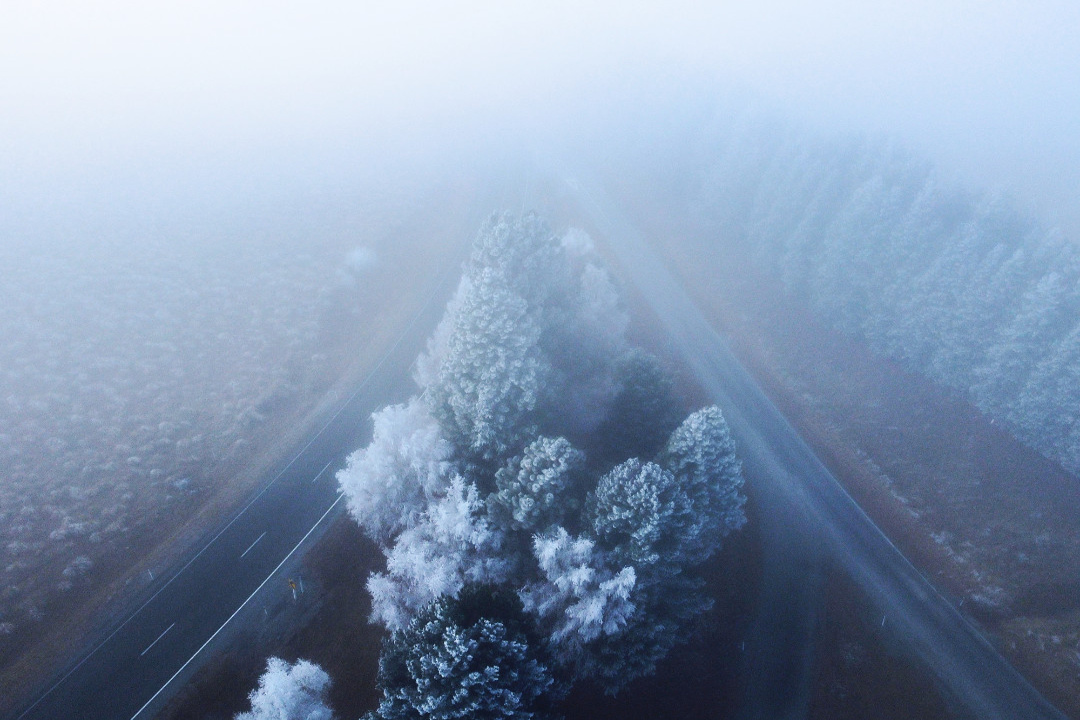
[521,527,635,662]
[368,585,557,720]
[367,477,510,631]
[487,437,585,534]
[657,405,746,565]
[235,657,333,720]
[337,398,452,544]
[467,212,568,313]
[428,267,548,466]
[342,210,750,703]
[590,459,692,574]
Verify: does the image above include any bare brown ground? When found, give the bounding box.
[608,175,1080,719]
[808,568,952,720]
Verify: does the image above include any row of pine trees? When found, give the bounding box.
[690,110,1080,474]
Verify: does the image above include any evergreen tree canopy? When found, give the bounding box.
[338,398,452,545]
[657,405,746,565]
[342,212,748,707]
[487,437,585,534]
[521,527,635,664]
[428,267,548,466]
[590,459,692,574]
[369,585,558,720]
[236,657,334,720]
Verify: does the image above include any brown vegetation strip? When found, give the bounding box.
[615,176,1080,719]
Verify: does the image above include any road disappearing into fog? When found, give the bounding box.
[9,233,470,720]
[562,171,1068,720]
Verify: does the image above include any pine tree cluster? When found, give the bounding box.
[337,212,747,717]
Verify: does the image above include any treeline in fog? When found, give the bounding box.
[681,108,1080,475]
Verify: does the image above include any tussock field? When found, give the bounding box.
[0,174,462,708]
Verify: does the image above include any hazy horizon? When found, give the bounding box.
[2,1,1079,235]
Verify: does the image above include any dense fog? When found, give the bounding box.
[3,2,1080,718]
[3,1,1078,227]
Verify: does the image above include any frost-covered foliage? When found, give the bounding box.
[657,406,746,566]
[522,528,635,662]
[487,437,585,534]
[338,398,452,544]
[577,571,711,693]
[417,213,631,463]
[687,108,1080,475]
[368,477,511,631]
[342,212,747,707]
[236,657,334,720]
[426,267,549,465]
[368,585,557,720]
[591,459,690,571]
[583,439,744,690]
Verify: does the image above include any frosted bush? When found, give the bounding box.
[235,657,334,720]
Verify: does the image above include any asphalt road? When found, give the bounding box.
[8,224,473,720]
[561,170,1069,720]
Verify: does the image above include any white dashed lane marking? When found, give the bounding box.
[311,459,334,484]
[240,532,267,559]
[140,624,175,658]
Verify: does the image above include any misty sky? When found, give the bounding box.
[2,1,1078,230]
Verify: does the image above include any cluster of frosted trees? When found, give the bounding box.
[690,111,1080,474]
[334,213,746,718]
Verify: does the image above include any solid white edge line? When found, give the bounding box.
[139,623,175,657]
[239,531,267,559]
[129,493,345,720]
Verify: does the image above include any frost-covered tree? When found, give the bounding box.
[236,657,334,720]
[578,572,711,694]
[338,398,452,544]
[466,212,568,313]
[690,110,1080,476]
[580,408,746,692]
[367,584,558,720]
[418,216,631,466]
[521,527,635,665]
[590,459,692,574]
[487,437,585,535]
[427,267,549,466]
[657,405,746,566]
[368,477,511,631]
